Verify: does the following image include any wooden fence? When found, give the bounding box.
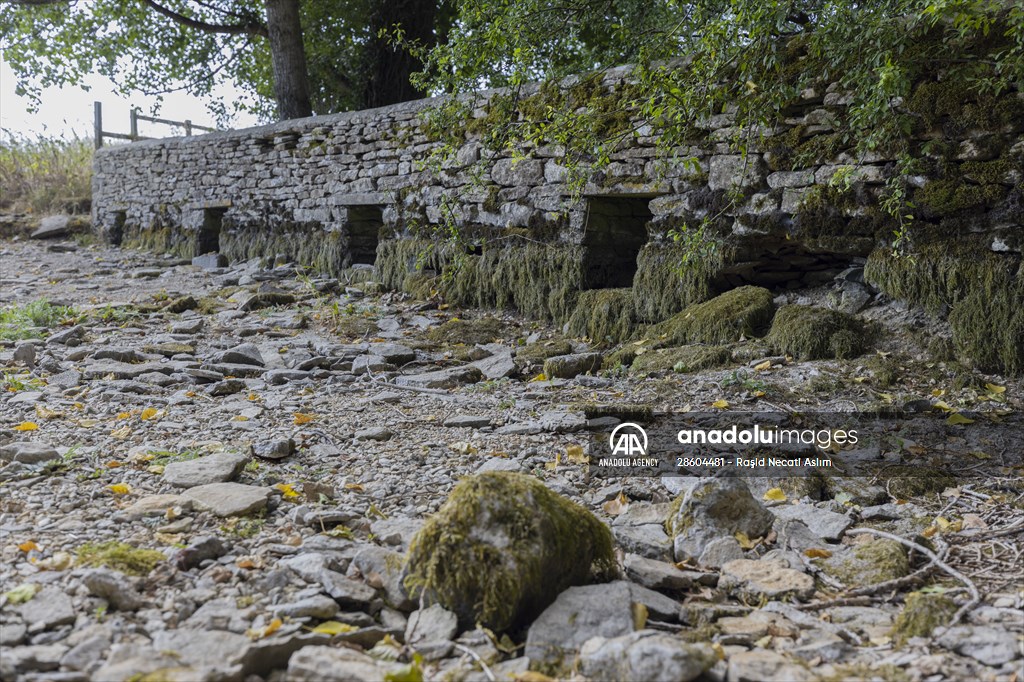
[93,101,219,149]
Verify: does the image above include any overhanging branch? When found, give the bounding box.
[140,0,268,37]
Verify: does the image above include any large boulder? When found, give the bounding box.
[766,305,869,360]
[404,472,617,633]
[666,478,774,563]
[644,286,775,347]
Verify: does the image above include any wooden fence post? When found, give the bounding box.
[94,101,103,149]
[184,120,192,137]
[130,108,139,141]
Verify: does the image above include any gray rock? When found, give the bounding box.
[212,342,264,366]
[443,415,492,429]
[13,342,36,367]
[0,441,60,464]
[668,478,774,562]
[264,368,310,384]
[163,451,248,488]
[579,630,718,682]
[171,318,205,334]
[192,253,228,269]
[471,350,516,379]
[252,438,295,460]
[355,426,393,441]
[698,536,745,568]
[273,595,339,620]
[726,650,814,682]
[19,587,75,630]
[937,625,1020,666]
[612,524,673,561]
[395,365,483,389]
[719,559,815,600]
[238,291,296,311]
[91,347,147,363]
[543,352,602,378]
[60,632,111,672]
[709,154,767,191]
[476,457,523,474]
[319,570,378,609]
[351,545,413,610]
[82,360,172,380]
[30,215,72,239]
[175,535,229,570]
[371,343,416,365]
[206,378,246,396]
[352,355,396,375]
[771,504,852,541]
[288,645,402,682]
[525,581,680,667]
[406,604,458,648]
[47,324,85,345]
[182,482,270,517]
[491,158,544,186]
[150,629,249,678]
[623,554,700,591]
[124,494,191,519]
[82,570,144,611]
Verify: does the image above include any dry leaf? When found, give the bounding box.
[804,548,833,559]
[565,444,588,464]
[275,483,300,499]
[763,488,787,502]
[76,419,99,428]
[293,412,314,425]
[933,400,954,413]
[544,452,561,470]
[107,483,131,495]
[4,583,40,604]
[985,383,1006,395]
[529,373,548,382]
[602,492,630,516]
[34,405,62,420]
[753,360,772,372]
[631,602,648,630]
[140,407,159,420]
[110,426,132,439]
[12,422,38,431]
[946,413,974,425]
[711,399,729,409]
[18,541,39,553]
[734,531,757,549]
[116,412,131,420]
[310,620,358,636]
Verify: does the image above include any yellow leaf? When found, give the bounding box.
[275,483,300,499]
[18,541,39,553]
[34,405,61,420]
[12,421,38,431]
[106,460,121,468]
[602,492,630,516]
[544,452,561,470]
[763,488,787,502]
[310,620,358,635]
[231,415,249,422]
[711,642,726,661]
[985,383,1006,395]
[931,388,945,397]
[631,602,648,630]
[110,426,132,439]
[116,412,131,420]
[261,618,282,638]
[804,548,833,559]
[140,407,158,420]
[4,583,40,604]
[933,400,954,413]
[344,483,364,492]
[185,391,197,398]
[946,413,974,425]
[293,412,314,425]
[922,525,938,538]
[529,373,547,382]
[565,444,588,464]
[76,419,99,428]
[711,399,729,409]
[753,360,772,372]
[107,483,131,495]
[752,390,766,398]
[735,531,757,549]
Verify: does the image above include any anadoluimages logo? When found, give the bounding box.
[609,422,648,456]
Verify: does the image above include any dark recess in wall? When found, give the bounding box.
[582,197,653,289]
[198,208,226,255]
[348,205,384,265]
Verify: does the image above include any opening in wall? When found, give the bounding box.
[348,206,383,265]
[198,208,225,255]
[581,196,654,289]
[109,211,126,247]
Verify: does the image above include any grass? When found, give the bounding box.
[0,299,80,340]
[0,132,92,214]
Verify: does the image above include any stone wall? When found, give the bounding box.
[91,70,1024,370]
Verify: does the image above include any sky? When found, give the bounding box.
[0,57,261,141]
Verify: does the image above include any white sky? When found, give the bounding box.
[0,57,261,141]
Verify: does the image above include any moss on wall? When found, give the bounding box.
[565,288,636,345]
[632,242,723,322]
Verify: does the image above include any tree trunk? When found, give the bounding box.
[264,0,312,119]
[364,0,440,108]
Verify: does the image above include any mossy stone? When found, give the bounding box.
[566,288,636,345]
[404,472,617,633]
[515,340,574,365]
[642,286,775,347]
[426,317,505,346]
[891,592,958,647]
[766,305,868,360]
[76,541,165,576]
[630,345,731,374]
[818,539,909,586]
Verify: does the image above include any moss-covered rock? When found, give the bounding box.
[632,242,723,323]
[566,288,636,345]
[76,541,165,576]
[891,592,958,647]
[404,472,617,633]
[543,352,603,378]
[642,286,775,347]
[630,345,731,374]
[818,539,909,586]
[766,305,869,360]
[515,339,574,365]
[426,317,505,346]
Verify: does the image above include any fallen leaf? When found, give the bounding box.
[310,620,358,635]
[565,444,588,464]
[75,419,99,428]
[734,531,757,549]
[275,483,300,500]
[711,399,729,409]
[12,421,38,431]
[753,360,772,371]
[36,551,72,571]
[140,407,159,420]
[116,412,131,420]
[34,405,61,420]
[763,488,787,502]
[4,583,40,604]
[631,602,648,630]
[528,373,547,382]
[804,548,833,559]
[544,452,561,470]
[946,413,974,425]
[107,483,131,495]
[985,383,1006,395]
[602,492,630,516]
[933,400,954,413]
[293,412,314,425]
[17,541,39,553]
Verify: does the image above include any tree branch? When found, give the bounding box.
[139,0,268,37]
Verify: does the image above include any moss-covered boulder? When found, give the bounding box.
[891,592,958,647]
[766,305,869,360]
[566,288,636,345]
[404,472,617,633]
[515,339,575,366]
[818,539,909,586]
[426,317,505,345]
[543,352,603,378]
[630,345,731,374]
[643,286,775,347]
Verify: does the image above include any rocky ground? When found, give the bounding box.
[1,235,1022,682]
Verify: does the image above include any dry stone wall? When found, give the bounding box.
[92,69,1024,370]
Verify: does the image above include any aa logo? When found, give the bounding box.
[609,422,648,456]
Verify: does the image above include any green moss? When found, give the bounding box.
[122,225,194,259]
[569,402,654,421]
[950,282,1024,374]
[960,158,1014,185]
[566,288,636,345]
[404,472,617,633]
[632,242,724,323]
[915,179,1007,216]
[766,306,868,360]
[641,286,775,348]
[220,224,351,277]
[891,592,958,647]
[818,539,909,586]
[76,541,165,576]
[630,345,731,374]
[516,340,574,365]
[908,80,1024,133]
[426,317,506,345]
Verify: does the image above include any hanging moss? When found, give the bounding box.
[566,289,636,345]
[220,223,350,276]
[122,225,194,259]
[891,593,958,647]
[632,242,723,322]
[766,305,869,360]
[950,282,1024,374]
[640,286,776,347]
[630,345,731,374]
[404,472,617,634]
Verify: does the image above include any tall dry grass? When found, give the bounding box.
[0,132,93,215]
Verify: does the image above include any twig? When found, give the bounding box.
[453,643,496,682]
[847,528,981,627]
